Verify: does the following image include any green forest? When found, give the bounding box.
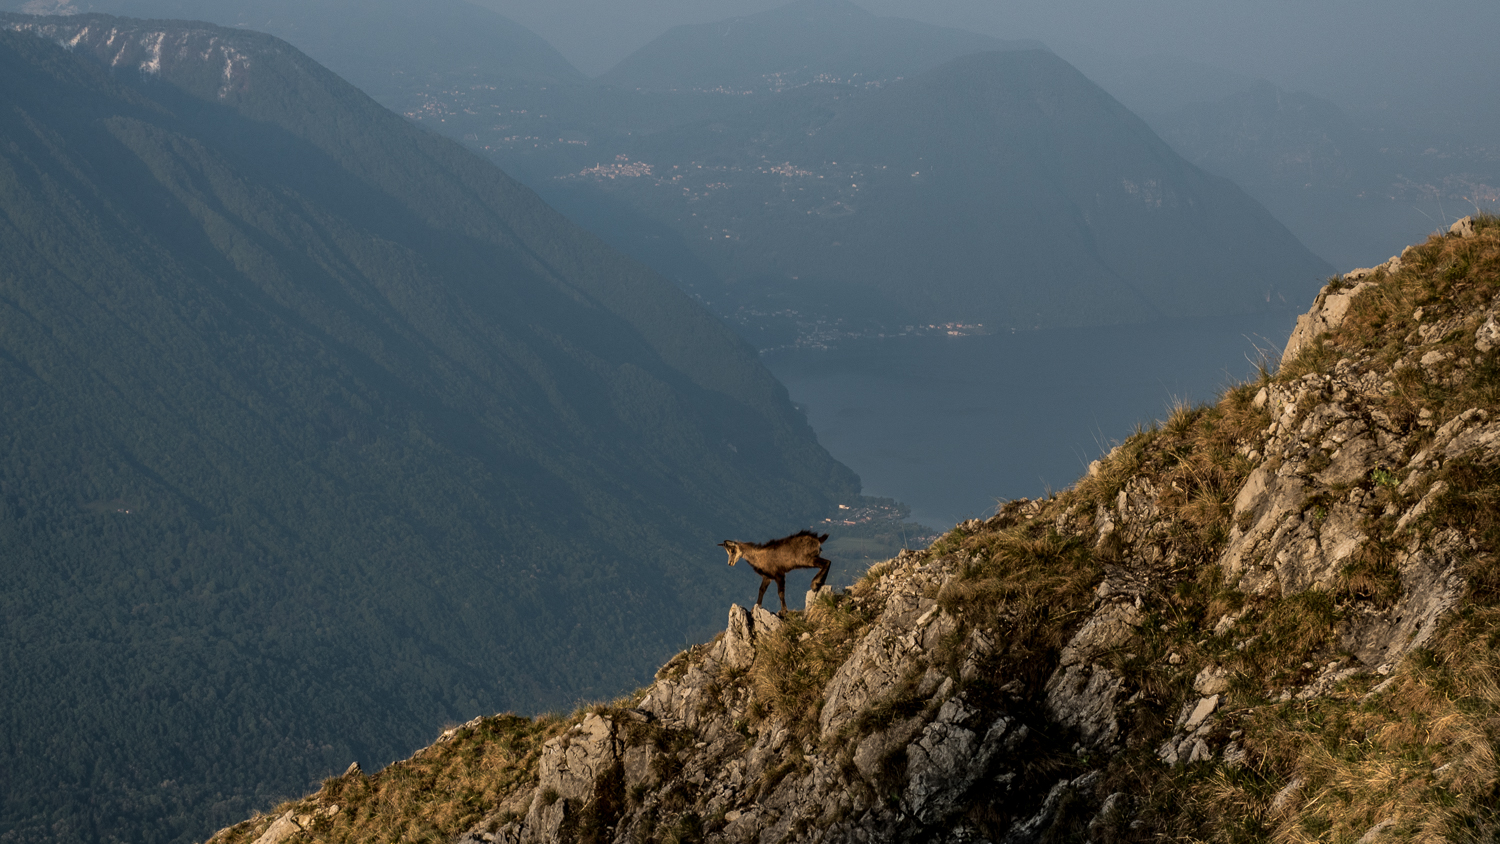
[0,19,859,843]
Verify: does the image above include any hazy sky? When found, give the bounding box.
[480,0,1499,127]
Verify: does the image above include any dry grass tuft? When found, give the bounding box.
[935,522,1101,694]
[208,714,568,844]
[1069,383,1267,568]
[1237,625,1500,843]
[745,592,879,744]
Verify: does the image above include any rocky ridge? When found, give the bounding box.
[212,216,1500,843]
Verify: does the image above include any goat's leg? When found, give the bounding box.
[775,575,787,615]
[811,557,831,592]
[756,576,770,608]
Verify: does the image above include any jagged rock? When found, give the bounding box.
[902,698,1011,823]
[640,651,724,730]
[1003,772,1100,844]
[1182,695,1219,732]
[527,713,619,827]
[819,566,955,738]
[1043,601,1142,747]
[958,627,995,682]
[805,585,834,615]
[1057,602,1142,666]
[1444,421,1500,460]
[1477,305,1500,353]
[1212,609,1247,635]
[722,604,756,670]
[1186,739,1212,763]
[1340,532,1467,674]
[853,714,926,783]
[1045,663,1125,748]
[1221,466,1306,593]
[621,744,657,791]
[521,798,568,844]
[1314,434,1380,487]
[1284,280,1376,362]
[1193,665,1231,696]
[752,604,784,637]
[1268,778,1305,818]
[1401,410,1493,488]
[1294,660,1364,700]
[249,812,302,844]
[1450,215,1476,238]
[1394,481,1448,532]
[1088,792,1129,836]
[1216,349,1458,601]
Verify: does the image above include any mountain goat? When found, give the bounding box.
[718,530,831,614]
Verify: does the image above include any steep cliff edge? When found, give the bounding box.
[211,216,1500,843]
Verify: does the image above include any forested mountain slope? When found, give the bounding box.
[212,217,1500,842]
[0,18,855,844]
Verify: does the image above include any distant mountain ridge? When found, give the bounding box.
[1143,78,1480,270]
[601,0,1039,92]
[1155,81,1367,192]
[0,16,854,844]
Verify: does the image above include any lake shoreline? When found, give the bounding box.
[764,310,1300,528]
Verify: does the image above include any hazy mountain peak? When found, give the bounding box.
[601,0,1037,92]
[746,0,875,23]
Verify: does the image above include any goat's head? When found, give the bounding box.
[718,540,745,566]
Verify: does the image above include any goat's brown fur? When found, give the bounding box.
[718,530,831,614]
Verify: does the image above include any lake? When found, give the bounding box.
[762,311,1299,529]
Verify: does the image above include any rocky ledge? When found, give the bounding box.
[212,216,1500,844]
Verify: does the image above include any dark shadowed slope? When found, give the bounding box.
[0,18,854,844]
[601,0,1037,92]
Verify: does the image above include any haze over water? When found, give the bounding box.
[764,310,1297,529]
